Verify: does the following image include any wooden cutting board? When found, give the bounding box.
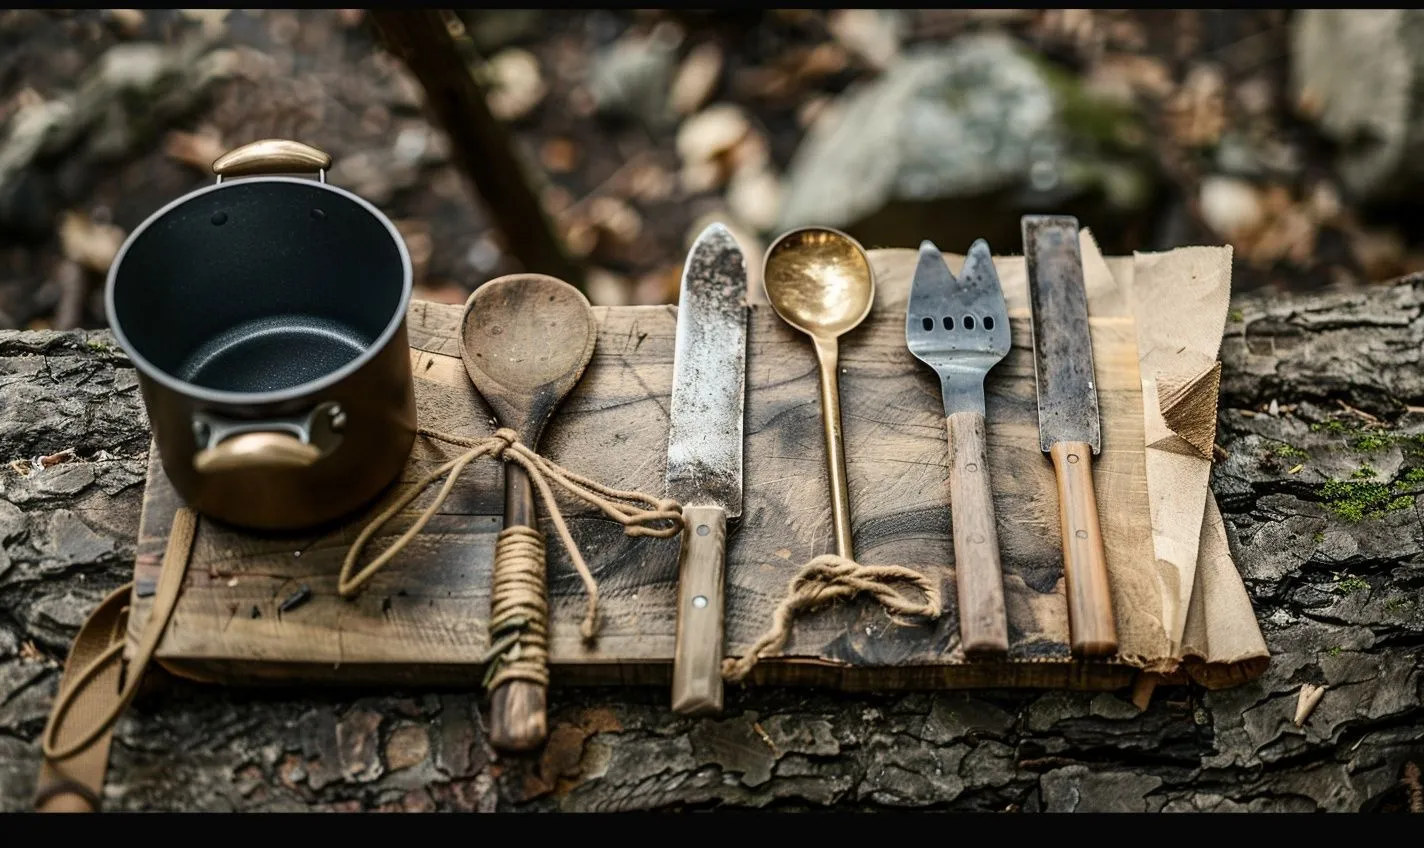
[126,251,1158,691]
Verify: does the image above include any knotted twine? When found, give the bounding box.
[339,427,944,688]
[720,555,943,683]
[339,427,682,689]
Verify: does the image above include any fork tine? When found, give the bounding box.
[959,239,997,292]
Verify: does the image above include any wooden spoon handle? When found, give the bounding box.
[945,411,1009,656]
[1048,441,1118,657]
[488,463,548,752]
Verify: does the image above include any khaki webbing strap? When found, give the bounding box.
[34,507,198,812]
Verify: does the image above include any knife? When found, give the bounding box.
[666,222,748,715]
[1021,215,1119,658]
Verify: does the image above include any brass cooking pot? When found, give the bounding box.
[105,139,417,530]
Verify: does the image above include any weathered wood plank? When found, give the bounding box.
[127,252,1157,689]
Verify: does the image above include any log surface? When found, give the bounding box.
[1,280,1423,812]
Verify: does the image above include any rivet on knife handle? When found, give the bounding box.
[672,505,727,714]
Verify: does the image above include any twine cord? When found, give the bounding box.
[721,555,943,684]
[339,427,682,645]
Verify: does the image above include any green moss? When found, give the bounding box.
[1400,467,1424,485]
[1352,464,1378,480]
[1324,645,1343,657]
[1228,309,1244,323]
[1385,597,1415,614]
[1333,573,1370,595]
[84,339,112,354]
[1312,531,1325,545]
[1311,419,1351,434]
[1274,443,1308,460]
[1350,431,1394,452]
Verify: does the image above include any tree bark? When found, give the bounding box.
[1,280,1422,812]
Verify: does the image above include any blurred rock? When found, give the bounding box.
[1291,10,1424,203]
[776,35,1158,251]
[0,37,236,236]
[827,9,904,73]
[485,48,546,122]
[669,42,723,116]
[589,28,681,127]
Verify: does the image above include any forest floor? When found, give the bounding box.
[0,9,1418,330]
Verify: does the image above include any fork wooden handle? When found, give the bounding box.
[1048,441,1118,657]
[945,411,1009,656]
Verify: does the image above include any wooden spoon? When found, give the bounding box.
[460,274,597,752]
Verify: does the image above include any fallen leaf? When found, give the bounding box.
[827,9,902,72]
[1199,176,1264,241]
[164,126,226,172]
[540,137,579,173]
[669,41,723,116]
[58,212,126,275]
[726,166,783,233]
[1166,63,1226,148]
[486,48,546,121]
[627,162,676,203]
[106,9,145,38]
[675,103,751,168]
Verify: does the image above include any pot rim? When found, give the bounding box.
[104,175,414,407]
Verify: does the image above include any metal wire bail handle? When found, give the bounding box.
[211,138,331,185]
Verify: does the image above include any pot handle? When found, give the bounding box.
[211,139,332,183]
[193,431,322,474]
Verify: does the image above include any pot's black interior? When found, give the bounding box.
[111,180,405,394]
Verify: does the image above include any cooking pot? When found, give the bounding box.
[105,139,417,531]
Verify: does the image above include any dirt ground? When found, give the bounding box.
[0,9,1416,331]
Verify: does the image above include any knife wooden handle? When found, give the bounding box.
[671,504,727,715]
[1049,441,1118,657]
[945,411,1009,656]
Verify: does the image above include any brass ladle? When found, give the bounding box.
[762,227,875,558]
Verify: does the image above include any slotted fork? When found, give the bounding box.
[906,239,1011,656]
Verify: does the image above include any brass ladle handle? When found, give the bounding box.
[211,139,332,183]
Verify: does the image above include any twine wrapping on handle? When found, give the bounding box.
[339,427,682,641]
[721,554,943,684]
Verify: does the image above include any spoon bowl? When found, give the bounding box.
[763,227,875,340]
[761,227,875,559]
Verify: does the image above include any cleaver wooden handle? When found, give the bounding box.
[945,411,1009,656]
[671,504,728,715]
[1049,441,1119,657]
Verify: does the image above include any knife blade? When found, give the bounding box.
[666,222,748,715]
[1022,215,1119,658]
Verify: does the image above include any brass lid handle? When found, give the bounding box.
[193,431,322,474]
[211,139,332,181]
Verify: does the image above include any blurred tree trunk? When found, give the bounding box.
[367,9,585,290]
